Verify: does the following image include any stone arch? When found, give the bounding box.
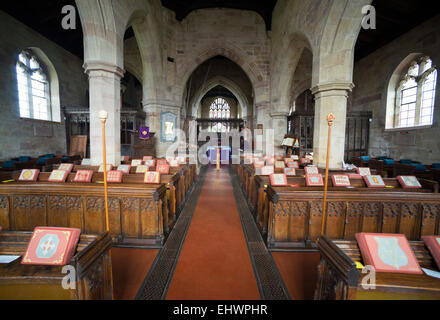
[179,43,263,105]
[189,76,251,119]
[313,0,373,87]
[271,33,313,114]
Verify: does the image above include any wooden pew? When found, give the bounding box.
[264,179,440,250]
[368,159,389,178]
[0,180,168,249]
[0,231,113,300]
[315,236,440,300]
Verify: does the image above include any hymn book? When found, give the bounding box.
[422,236,440,269]
[48,170,69,183]
[363,175,386,188]
[143,156,153,162]
[145,160,156,168]
[22,227,81,266]
[131,160,143,167]
[284,168,296,176]
[58,164,73,174]
[117,165,131,174]
[356,233,423,274]
[157,159,168,167]
[270,174,288,186]
[260,166,274,176]
[306,174,324,187]
[136,165,149,174]
[73,170,93,183]
[157,164,170,174]
[106,171,123,183]
[275,161,286,169]
[397,176,422,189]
[144,171,160,184]
[98,164,113,173]
[332,175,351,187]
[357,167,371,176]
[305,166,319,175]
[18,169,40,182]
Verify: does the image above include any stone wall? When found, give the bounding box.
[0,11,89,161]
[351,15,440,163]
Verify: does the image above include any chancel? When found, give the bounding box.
[0,0,439,302]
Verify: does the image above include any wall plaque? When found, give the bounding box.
[160,112,177,143]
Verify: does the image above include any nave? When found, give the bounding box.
[110,165,318,300]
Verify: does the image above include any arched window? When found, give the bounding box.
[209,98,231,120]
[16,50,51,121]
[209,98,231,132]
[395,56,437,128]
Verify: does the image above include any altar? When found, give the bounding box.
[207,146,231,164]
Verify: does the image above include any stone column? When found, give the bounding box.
[143,102,181,157]
[84,62,125,166]
[311,83,354,169]
[271,112,289,155]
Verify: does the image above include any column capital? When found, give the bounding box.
[83,61,125,79]
[270,111,289,118]
[311,82,355,97]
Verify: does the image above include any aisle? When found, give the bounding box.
[166,166,260,300]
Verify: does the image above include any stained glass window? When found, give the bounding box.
[209,98,231,132]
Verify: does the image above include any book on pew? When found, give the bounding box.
[131,159,143,167]
[253,161,265,169]
[144,171,160,184]
[73,170,93,183]
[397,176,422,189]
[305,166,319,175]
[275,161,286,169]
[284,168,296,176]
[18,169,40,182]
[145,160,156,167]
[143,156,153,162]
[81,159,91,165]
[332,175,351,187]
[98,164,113,172]
[157,159,168,167]
[300,158,311,165]
[136,165,149,174]
[48,170,69,182]
[291,155,299,160]
[306,174,324,187]
[284,158,294,165]
[357,167,371,176]
[270,173,288,186]
[157,164,170,174]
[169,159,179,168]
[117,165,131,174]
[363,175,386,188]
[356,233,423,274]
[107,171,123,183]
[58,163,73,174]
[21,227,81,266]
[422,236,440,269]
[260,166,274,176]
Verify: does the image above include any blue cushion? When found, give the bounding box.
[411,163,427,171]
[62,157,69,162]
[18,156,31,162]
[432,163,440,170]
[378,156,389,161]
[384,159,395,166]
[43,154,55,159]
[2,160,15,169]
[400,159,413,164]
[37,157,48,165]
[360,156,370,162]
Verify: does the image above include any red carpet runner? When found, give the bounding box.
[166,166,260,300]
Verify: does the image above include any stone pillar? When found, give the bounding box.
[143,102,181,157]
[271,112,289,155]
[311,83,354,169]
[84,62,125,166]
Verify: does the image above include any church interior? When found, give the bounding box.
[0,0,440,301]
